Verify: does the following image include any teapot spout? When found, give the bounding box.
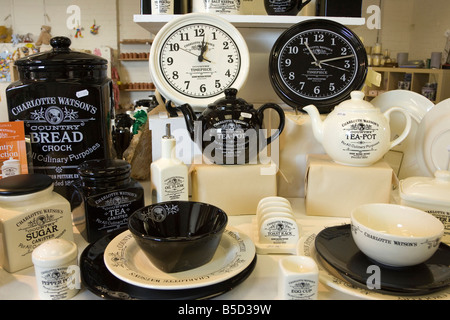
[303,104,324,144]
[165,101,196,140]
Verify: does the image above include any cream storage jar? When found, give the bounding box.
[0,174,74,273]
[32,238,79,300]
[399,170,450,244]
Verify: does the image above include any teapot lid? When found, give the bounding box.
[208,88,252,109]
[336,91,374,110]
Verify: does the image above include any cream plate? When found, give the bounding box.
[296,230,450,300]
[104,229,255,290]
[416,98,450,176]
[371,90,434,178]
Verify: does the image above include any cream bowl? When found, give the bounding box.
[350,203,444,268]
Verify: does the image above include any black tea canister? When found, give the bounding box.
[71,158,145,243]
[6,36,115,200]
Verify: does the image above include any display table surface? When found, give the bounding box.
[1,194,448,301]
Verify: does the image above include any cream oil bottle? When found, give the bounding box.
[151,123,189,203]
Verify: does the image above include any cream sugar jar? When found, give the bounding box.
[0,174,74,273]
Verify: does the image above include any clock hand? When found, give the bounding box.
[198,54,211,63]
[305,41,321,68]
[180,47,198,57]
[313,54,355,64]
[198,39,210,62]
[320,62,351,72]
[198,35,207,62]
[180,47,212,63]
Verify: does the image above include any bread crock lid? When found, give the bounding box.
[0,173,53,196]
[14,36,107,68]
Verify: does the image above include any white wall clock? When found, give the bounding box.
[149,13,250,109]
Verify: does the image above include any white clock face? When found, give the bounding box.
[150,14,249,108]
[159,23,242,100]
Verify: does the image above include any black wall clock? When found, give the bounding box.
[269,19,368,113]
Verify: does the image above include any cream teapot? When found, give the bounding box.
[304,91,412,166]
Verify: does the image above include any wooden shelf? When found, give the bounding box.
[367,67,450,103]
[120,82,155,91]
[119,58,148,61]
[120,39,153,44]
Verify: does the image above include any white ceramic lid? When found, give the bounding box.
[336,91,375,110]
[32,239,78,268]
[399,170,450,206]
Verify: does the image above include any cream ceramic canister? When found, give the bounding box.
[32,238,79,300]
[192,0,242,14]
[304,91,412,166]
[0,174,74,273]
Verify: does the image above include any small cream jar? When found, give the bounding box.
[32,238,79,300]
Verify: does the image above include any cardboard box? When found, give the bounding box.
[191,163,277,215]
[305,154,395,217]
[0,121,29,179]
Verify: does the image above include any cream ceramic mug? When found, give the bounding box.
[192,0,242,14]
[278,256,319,300]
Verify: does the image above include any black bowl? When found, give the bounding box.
[128,201,228,273]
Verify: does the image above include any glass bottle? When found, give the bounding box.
[71,159,145,243]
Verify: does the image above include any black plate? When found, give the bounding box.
[80,230,257,300]
[315,225,450,296]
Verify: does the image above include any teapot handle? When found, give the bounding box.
[383,107,412,149]
[257,103,286,145]
[298,0,312,10]
[165,100,179,118]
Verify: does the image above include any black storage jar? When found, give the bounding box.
[71,158,145,243]
[6,36,115,200]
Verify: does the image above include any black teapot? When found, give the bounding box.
[165,88,285,165]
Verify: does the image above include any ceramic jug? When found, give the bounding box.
[166,88,285,165]
[304,91,412,166]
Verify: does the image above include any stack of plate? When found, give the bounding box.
[297,225,450,299]
[80,228,256,300]
[372,90,450,179]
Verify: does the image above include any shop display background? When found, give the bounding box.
[0,0,449,301]
[0,0,449,115]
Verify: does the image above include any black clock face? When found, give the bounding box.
[270,20,367,113]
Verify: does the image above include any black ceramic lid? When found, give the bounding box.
[78,159,131,178]
[14,36,107,68]
[0,174,53,196]
[208,88,253,110]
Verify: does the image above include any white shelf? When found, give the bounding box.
[134,14,366,34]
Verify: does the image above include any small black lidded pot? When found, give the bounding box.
[71,159,145,243]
